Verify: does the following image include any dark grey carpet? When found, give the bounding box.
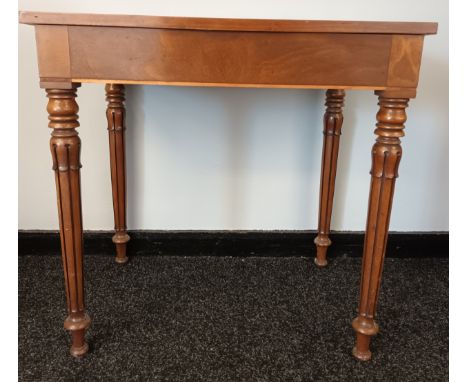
[19,255,448,381]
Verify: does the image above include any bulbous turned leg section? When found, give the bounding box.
[314,235,331,267]
[352,91,410,361]
[352,316,379,361]
[106,84,130,264]
[47,85,91,357]
[113,232,130,264]
[314,89,345,267]
[65,313,92,357]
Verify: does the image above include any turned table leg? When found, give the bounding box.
[105,84,130,264]
[47,85,91,357]
[314,89,345,267]
[352,91,411,361]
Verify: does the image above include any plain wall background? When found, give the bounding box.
[18,0,448,231]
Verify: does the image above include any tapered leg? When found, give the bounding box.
[47,85,91,357]
[352,91,410,361]
[105,84,130,264]
[314,89,345,267]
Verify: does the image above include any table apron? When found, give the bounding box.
[34,25,423,89]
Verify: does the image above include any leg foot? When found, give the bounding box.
[113,233,130,264]
[314,235,330,267]
[352,335,372,361]
[351,316,379,361]
[65,314,91,357]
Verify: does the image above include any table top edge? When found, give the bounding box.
[19,11,438,35]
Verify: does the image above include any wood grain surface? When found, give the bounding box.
[19,11,438,35]
[67,26,392,87]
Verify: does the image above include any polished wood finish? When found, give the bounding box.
[21,12,436,90]
[35,25,71,80]
[387,35,424,88]
[20,12,437,361]
[67,27,391,87]
[315,90,345,267]
[47,85,91,357]
[106,84,130,264]
[352,90,410,361]
[19,12,438,34]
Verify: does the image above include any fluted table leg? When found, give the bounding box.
[47,84,91,357]
[106,84,130,264]
[352,90,411,361]
[314,89,345,267]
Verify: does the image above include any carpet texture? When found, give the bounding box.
[19,255,448,381]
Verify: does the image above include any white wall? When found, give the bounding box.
[18,0,448,231]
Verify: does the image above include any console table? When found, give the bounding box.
[19,11,437,361]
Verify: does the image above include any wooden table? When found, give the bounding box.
[19,11,437,361]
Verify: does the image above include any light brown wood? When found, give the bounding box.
[315,89,345,267]
[66,27,392,87]
[352,90,409,361]
[24,14,437,91]
[27,20,434,90]
[19,11,438,35]
[387,35,424,88]
[35,26,71,79]
[106,84,130,264]
[19,11,437,361]
[47,84,91,357]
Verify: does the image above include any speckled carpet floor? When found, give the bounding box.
[19,255,448,381]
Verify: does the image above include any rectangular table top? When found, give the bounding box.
[19,11,437,35]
